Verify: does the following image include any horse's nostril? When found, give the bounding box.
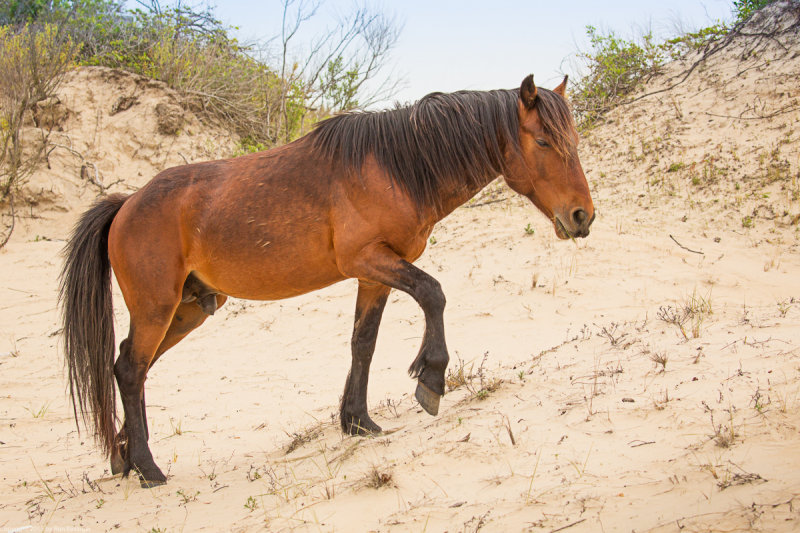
[572,208,587,226]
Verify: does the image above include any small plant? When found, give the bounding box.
[751,389,768,413]
[284,423,323,454]
[247,464,262,481]
[365,466,393,489]
[667,162,685,172]
[654,388,670,410]
[742,216,754,228]
[95,498,105,509]
[244,495,258,511]
[649,351,669,372]
[445,352,501,400]
[169,417,183,436]
[657,291,712,340]
[176,488,199,504]
[429,235,437,245]
[776,298,794,317]
[25,402,51,419]
[523,223,535,235]
[710,409,737,448]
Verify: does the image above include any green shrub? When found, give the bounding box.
[570,20,728,130]
[733,0,777,21]
[571,26,665,129]
[0,23,78,199]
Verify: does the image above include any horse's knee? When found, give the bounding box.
[421,277,446,314]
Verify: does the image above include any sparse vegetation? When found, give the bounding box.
[710,409,738,448]
[365,465,393,489]
[657,291,713,340]
[176,488,199,504]
[649,350,669,372]
[24,402,51,418]
[445,351,501,400]
[244,495,258,511]
[284,423,324,454]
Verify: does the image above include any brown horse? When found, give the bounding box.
[60,75,594,487]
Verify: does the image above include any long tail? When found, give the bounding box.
[59,193,128,456]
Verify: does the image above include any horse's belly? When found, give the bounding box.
[190,234,345,301]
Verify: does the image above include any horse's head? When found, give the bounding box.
[504,75,594,239]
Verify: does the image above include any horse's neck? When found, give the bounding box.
[428,171,501,223]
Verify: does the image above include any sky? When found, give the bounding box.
[132,0,735,106]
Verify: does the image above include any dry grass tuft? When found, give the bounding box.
[365,465,394,489]
[284,423,324,454]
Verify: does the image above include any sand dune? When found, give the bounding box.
[1,4,799,531]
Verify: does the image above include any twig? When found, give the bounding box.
[550,518,587,532]
[0,193,16,250]
[670,234,703,254]
[628,440,655,447]
[465,198,506,209]
[704,104,800,121]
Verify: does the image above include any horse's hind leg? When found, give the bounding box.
[340,245,448,418]
[114,308,175,487]
[341,281,390,435]
[111,295,227,476]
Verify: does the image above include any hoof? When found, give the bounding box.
[139,476,167,489]
[344,415,382,435]
[130,462,167,488]
[415,381,441,416]
[110,440,127,475]
[110,452,125,475]
[137,468,167,488]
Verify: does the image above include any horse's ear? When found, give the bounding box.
[520,74,538,109]
[553,75,568,98]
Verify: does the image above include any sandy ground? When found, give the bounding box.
[1,6,800,532]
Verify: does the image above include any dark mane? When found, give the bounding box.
[310,87,574,210]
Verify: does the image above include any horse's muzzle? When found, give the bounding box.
[555,208,594,239]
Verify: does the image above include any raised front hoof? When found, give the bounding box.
[415,381,441,416]
[343,414,382,436]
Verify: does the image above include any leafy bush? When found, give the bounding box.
[570,20,729,130]
[1,22,78,197]
[570,26,665,129]
[2,0,399,148]
[733,0,777,21]
[0,21,78,246]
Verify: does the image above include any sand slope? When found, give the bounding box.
[1,4,799,532]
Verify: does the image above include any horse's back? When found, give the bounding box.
[108,140,345,301]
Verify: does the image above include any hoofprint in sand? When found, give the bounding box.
[2,5,800,531]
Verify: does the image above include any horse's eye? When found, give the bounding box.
[536,139,549,147]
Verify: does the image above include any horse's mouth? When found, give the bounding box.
[554,217,571,240]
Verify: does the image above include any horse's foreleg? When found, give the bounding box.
[341,246,448,417]
[341,281,390,435]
